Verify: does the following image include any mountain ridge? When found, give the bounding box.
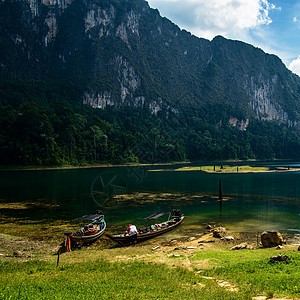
[1,0,299,127]
[0,0,299,165]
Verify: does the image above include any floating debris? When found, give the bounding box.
[152,246,160,251]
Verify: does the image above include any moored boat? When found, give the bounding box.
[64,211,106,250]
[106,209,184,246]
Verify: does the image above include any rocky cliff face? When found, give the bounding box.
[247,74,290,123]
[28,0,74,16]
[1,0,299,128]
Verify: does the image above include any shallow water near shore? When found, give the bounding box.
[0,161,299,241]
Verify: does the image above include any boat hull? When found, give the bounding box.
[71,221,106,245]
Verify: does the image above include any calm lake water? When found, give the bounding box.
[0,162,299,238]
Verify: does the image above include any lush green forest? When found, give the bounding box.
[1,81,299,166]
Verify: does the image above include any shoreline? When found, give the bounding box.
[0,225,299,263]
[150,165,300,174]
[0,159,298,172]
[0,161,190,172]
[1,206,299,299]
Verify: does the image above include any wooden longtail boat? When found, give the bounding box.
[71,219,106,245]
[64,211,106,249]
[106,209,184,246]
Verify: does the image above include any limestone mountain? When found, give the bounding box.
[0,0,299,165]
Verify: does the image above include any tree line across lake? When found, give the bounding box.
[0,81,299,166]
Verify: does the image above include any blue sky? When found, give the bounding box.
[147,0,300,76]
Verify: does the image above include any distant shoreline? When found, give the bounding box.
[150,164,300,174]
[176,165,300,173]
[0,160,298,172]
[0,161,190,172]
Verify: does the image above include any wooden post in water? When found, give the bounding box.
[219,179,223,201]
[219,179,223,216]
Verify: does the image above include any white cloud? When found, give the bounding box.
[289,56,300,76]
[147,0,278,40]
[293,17,298,22]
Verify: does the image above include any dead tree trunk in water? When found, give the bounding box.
[219,179,223,216]
[219,179,223,201]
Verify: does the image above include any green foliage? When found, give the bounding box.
[194,249,300,298]
[0,80,299,166]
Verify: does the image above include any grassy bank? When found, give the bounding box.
[1,162,298,173]
[0,259,239,299]
[1,196,300,299]
[1,245,299,299]
[194,248,300,298]
[175,165,296,173]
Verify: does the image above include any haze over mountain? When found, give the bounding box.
[0,0,299,165]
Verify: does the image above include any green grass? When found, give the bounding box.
[1,248,300,299]
[192,248,300,299]
[0,258,256,300]
[176,165,270,173]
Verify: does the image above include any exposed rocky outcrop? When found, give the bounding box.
[84,5,115,37]
[28,0,74,16]
[230,243,254,250]
[270,254,291,262]
[246,74,296,125]
[228,117,249,131]
[261,230,284,248]
[212,227,227,238]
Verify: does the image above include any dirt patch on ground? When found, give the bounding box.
[0,233,59,261]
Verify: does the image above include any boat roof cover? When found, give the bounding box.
[73,212,104,222]
[143,212,169,220]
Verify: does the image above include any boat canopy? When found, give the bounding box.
[142,212,170,220]
[73,211,104,222]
